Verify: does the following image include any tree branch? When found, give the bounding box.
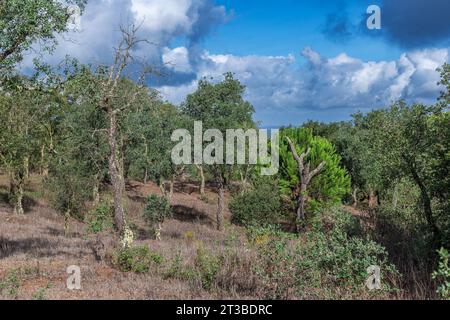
[308,162,325,181]
[286,137,310,176]
[0,32,28,64]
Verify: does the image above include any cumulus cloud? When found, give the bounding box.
[158,47,448,125]
[163,46,192,73]
[20,0,229,71]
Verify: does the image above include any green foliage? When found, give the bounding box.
[301,227,397,287]
[143,195,172,227]
[364,103,448,243]
[310,206,363,237]
[44,64,110,219]
[84,201,114,234]
[0,0,86,75]
[193,245,221,290]
[279,127,351,209]
[245,224,293,246]
[247,210,398,299]
[114,246,163,274]
[230,177,282,226]
[165,252,185,280]
[437,63,450,105]
[0,83,55,213]
[32,283,52,300]
[433,248,450,300]
[126,102,189,185]
[182,73,255,131]
[0,269,20,298]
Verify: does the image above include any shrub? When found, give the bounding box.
[194,244,221,290]
[142,195,172,237]
[33,283,52,300]
[245,210,399,299]
[246,224,293,246]
[300,229,398,289]
[251,233,299,299]
[84,201,114,234]
[432,248,450,300]
[310,206,363,237]
[165,252,184,280]
[114,246,163,274]
[230,177,282,226]
[0,269,20,298]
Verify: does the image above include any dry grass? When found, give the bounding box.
[0,175,247,300]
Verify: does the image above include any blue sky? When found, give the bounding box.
[204,0,400,61]
[22,0,450,127]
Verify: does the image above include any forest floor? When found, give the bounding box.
[0,175,253,300]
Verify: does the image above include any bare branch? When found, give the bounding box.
[286,137,311,176]
[308,162,326,181]
[286,137,301,163]
[91,129,108,138]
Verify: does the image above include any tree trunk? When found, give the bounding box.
[368,189,378,209]
[40,144,46,176]
[143,168,148,185]
[239,166,251,194]
[143,138,148,185]
[64,209,71,237]
[392,185,398,209]
[216,178,225,231]
[296,183,307,232]
[10,173,24,215]
[24,156,29,180]
[108,110,125,235]
[408,164,440,244]
[92,178,100,206]
[155,223,162,241]
[159,180,167,197]
[169,178,174,200]
[352,188,359,208]
[13,184,24,215]
[197,165,205,196]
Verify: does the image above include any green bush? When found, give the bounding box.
[300,229,398,288]
[0,269,20,298]
[194,245,221,290]
[115,246,163,274]
[246,210,399,299]
[246,224,293,246]
[142,195,172,235]
[432,248,450,300]
[84,201,114,234]
[164,246,221,291]
[310,206,363,237]
[230,177,282,226]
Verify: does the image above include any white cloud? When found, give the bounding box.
[163,47,192,73]
[131,0,194,34]
[20,0,228,71]
[157,47,449,125]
